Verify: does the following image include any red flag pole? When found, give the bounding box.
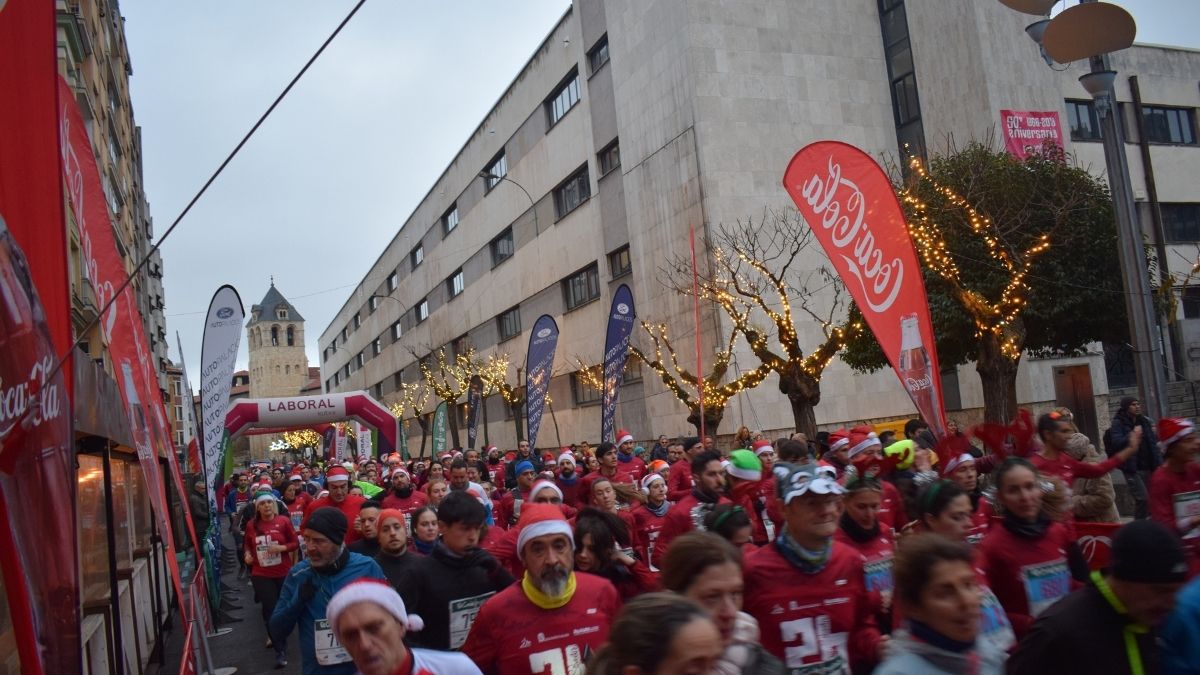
[689,224,706,440]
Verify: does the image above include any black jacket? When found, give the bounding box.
[375,550,422,606]
[1006,580,1161,675]
[1106,412,1160,472]
[399,543,516,650]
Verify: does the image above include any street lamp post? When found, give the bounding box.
[479,171,539,234]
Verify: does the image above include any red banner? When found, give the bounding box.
[58,77,196,620]
[783,141,947,435]
[1000,109,1064,160]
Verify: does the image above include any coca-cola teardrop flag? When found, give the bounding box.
[782,141,946,436]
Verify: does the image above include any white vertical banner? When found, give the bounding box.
[355,421,372,462]
[335,423,348,462]
[199,285,244,506]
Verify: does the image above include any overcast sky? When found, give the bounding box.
[120,1,1197,391]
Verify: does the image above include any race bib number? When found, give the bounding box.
[863,557,893,594]
[646,531,661,572]
[765,517,776,542]
[314,619,352,665]
[1173,491,1200,539]
[978,586,1016,653]
[255,535,281,567]
[1021,559,1070,617]
[290,510,303,529]
[779,616,849,674]
[448,592,494,649]
[528,645,586,675]
[405,512,413,536]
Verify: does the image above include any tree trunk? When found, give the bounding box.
[778,365,821,438]
[418,419,429,458]
[687,405,724,438]
[975,335,1021,423]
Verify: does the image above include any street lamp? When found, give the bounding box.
[479,171,539,234]
[369,294,408,314]
[1008,0,1168,421]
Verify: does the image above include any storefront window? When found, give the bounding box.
[77,454,111,603]
[127,463,152,553]
[111,457,133,569]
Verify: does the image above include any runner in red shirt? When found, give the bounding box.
[939,451,992,545]
[554,451,584,508]
[819,428,851,479]
[743,461,883,672]
[979,457,1080,638]
[652,451,730,569]
[1031,411,1137,502]
[379,467,429,535]
[1149,417,1200,576]
[614,429,646,484]
[302,466,367,544]
[632,473,671,571]
[462,505,620,674]
[726,450,770,545]
[835,461,896,628]
[666,437,704,501]
[281,478,311,535]
[243,488,299,663]
[495,460,537,528]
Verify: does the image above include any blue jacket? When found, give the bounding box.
[1163,577,1200,675]
[269,550,386,675]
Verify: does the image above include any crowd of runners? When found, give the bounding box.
[199,399,1200,674]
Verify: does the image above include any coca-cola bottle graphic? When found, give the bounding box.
[899,314,940,431]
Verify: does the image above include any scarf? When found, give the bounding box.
[909,618,975,654]
[617,451,635,464]
[522,571,577,609]
[558,473,579,487]
[645,499,670,517]
[838,512,880,543]
[312,547,350,576]
[774,530,832,574]
[413,537,436,555]
[692,486,721,505]
[1001,510,1050,540]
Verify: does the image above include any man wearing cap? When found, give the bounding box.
[666,437,706,502]
[302,465,367,545]
[743,462,882,673]
[820,428,851,478]
[1149,417,1200,576]
[1008,519,1187,675]
[727,449,771,545]
[553,451,582,507]
[496,459,537,528]
[652,450,730,569]
[504,440,542,489]
[270,506,386,675]
[374,509,422,604]
[483,445,507,492]
[326,579,482,675]
[485,479,576,581]
[614,429,647,483]
[1107,396,1161,520]
[462,504,620,674]
[632,471,672,570]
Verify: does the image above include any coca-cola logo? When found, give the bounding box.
[905,373,933,392]
[800,155,905,313]
[0,356,64,441]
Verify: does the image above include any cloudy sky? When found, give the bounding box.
[120,1,1197,389]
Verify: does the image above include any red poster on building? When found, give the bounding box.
[58,76,196,618]
[782,141,947,436]
[1000,109,1064,160]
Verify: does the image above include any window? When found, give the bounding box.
[332,336,338,351]
[411,243,424,269]
[369,296,379,313]
[442,203,459,236]
[554,165,591,220]
[598,139,620,176]
[342,364,350,378]
[447,269,465,298]
[570,369,602,406]
[588,35,610,75]
[392,321,402,340]
[276,308,288,320]
[417,298,429,322]
[1142,106,1197,145]
[608,245,632,278]
[546,70,581,127]
[355,352,365,368]
[353,314,361,330]
[563,264,601,310]
[451,335,470,358]
[388,271,399,292]
[333,373,340,386]
[1184,287,1200,319]
[373,338,381,356]
[1066,100,1102,141]
[484,152,507,191]
[497,306,521,341]
[490,227,515,266]
[342,327,348,340]
[1163,204,1200,243]
[286,325,295,346]
[623,359,642,383]
[271,326,279,346]
[878,0,926,158]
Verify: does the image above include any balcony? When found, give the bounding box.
[71,278,100,330]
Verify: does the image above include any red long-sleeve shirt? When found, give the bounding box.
[631,503,670,571]
[1030,451,1124,487]
[1150,463,1200,575]
[650,492,730,569]
[243,514,298,578]
[301,493,366,544]
[666,460,692,502]
[978,519,1077,638]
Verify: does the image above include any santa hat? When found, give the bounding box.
[942,452,976,476]
[254,490,276,504]
[726,449,763,481]
[616,429,634,445]
[529,479,563,502]
[751,439,775,456]
[516,503,574,554]
[483,444,498,454]
[641,472,666,494]
[647,459,670,475]
[326,466,351,483]
[1159,418,1195,452]
[390,467,410,480]
[828,428,850,453]
[288,473,302,482]
[847,425,881,459]
[326,579,424,634]
[558,452,576,466]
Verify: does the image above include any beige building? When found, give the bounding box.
[321,0,1200,452]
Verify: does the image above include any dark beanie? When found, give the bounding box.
[306,507,348,546]
[1119,396,1138,413]
[682,437,701,452]
[1111,520,1187,584]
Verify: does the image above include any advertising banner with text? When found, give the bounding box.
[601,284,636,443]
[1000,109,1064,160]
[782,141,946,436]
[466,375,483,450]
[431,402,448,456]
[199,286,243,502]
[525,315,559,450]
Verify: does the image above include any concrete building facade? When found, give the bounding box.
[321,0,1200,452]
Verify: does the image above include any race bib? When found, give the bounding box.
[448,592,494,649]
[511,499,523,525]
[1173,491,1200,539]
[780,616,849,674]
[290,510,303,529]
[314,619,352,665]
[646,531,661,572]
[405,512,413,536]
[863,557,893,594]
[764,517,776,542]
[256,535,281,567]
[977,586,1016,653]
[1021,559,1070,617]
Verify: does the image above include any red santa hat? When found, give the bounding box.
[828,428,850,452]
[515,503,574,554]
[1158,418,1195,452]
[390,467,410,480]
[641,472,666,494]
[558,451,576,467]
[326,579,424,634]
[326,466,351,483]
[529,479,563,502]
[847,425,881,459]
[616,429,634,445]
[288,473,302,482]
[751,439,775,456]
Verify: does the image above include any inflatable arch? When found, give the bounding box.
[224,391,400,459]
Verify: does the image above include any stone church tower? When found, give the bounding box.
[246,280,310,457]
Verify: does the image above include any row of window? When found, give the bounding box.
[1066,99,1198,145]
